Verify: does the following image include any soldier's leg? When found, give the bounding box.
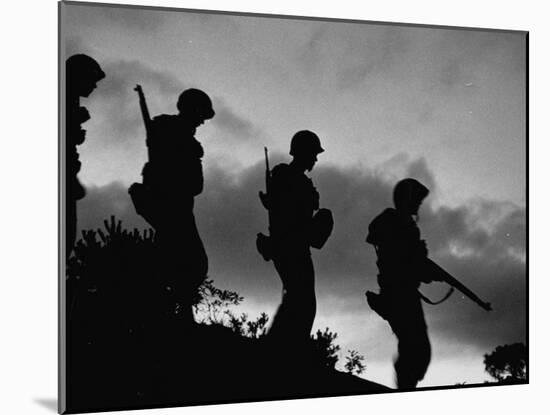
[152,218,189,325]
[409,298,431,383]
[394,330,431,388]
[269,257,294,339]
[413,327,431,383]
[156,209,208,321]
[392,299,431,389]
[187,213,208,284]
[175,212,208,313]
[294,254,316,340]
[394,323,419,389]
[271,254,316,341]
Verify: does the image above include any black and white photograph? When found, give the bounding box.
[59,0,527,413]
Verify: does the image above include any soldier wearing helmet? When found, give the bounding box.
[143,88,214,197]
[266,130,333,346]
[365,178,432,389]
[65,54,105,257]
[141,87,215,325]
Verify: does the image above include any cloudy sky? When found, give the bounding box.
[61,2,526,388]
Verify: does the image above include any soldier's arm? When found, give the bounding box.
[189,159,204,196]
[181,139,205,196]
[377,222,427,268]
[312,185,320,211]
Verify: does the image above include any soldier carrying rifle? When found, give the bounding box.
[257,131,333,346]
[365,178,491,390]
[129,86,215,325]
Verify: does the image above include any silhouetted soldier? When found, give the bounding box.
[365,178,432,389]
[130,88,215,326]
[66,54,105,258]
[261,131,333,345]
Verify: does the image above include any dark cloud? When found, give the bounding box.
[76,182,148,237]
[424,252,526,354]
[76,160,279,301]
[76,156,526,352]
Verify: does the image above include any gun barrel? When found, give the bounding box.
[264,147,271,191]
[425,259,492,311]
[135,84,152,132]
[264,147,270,171]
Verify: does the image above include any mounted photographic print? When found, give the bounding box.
[59,1,528,413]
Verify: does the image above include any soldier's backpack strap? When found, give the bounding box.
[418,287,455,305]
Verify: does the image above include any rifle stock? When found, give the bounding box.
[256,147,273,261]
[424,258,492,311]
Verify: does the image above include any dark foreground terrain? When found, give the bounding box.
[64,221,388,413]
[66,317,389,413]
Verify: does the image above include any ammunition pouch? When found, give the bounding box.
[256,232,273,261]
[310,208,334,249]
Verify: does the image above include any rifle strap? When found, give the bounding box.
[418,287,455,305]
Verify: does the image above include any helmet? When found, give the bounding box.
[66,54,105,83]
[177,88,215,120]
[289,130,324,156]
[393,178,429,211]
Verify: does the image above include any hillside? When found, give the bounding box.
[66,320,389,413]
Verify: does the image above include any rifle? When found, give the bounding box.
[259,147,271,210]
[423,258,492,311]
[265,147,271,190]
[256,147,272,261]
[128,84,155,226]
[134,84,152,157]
